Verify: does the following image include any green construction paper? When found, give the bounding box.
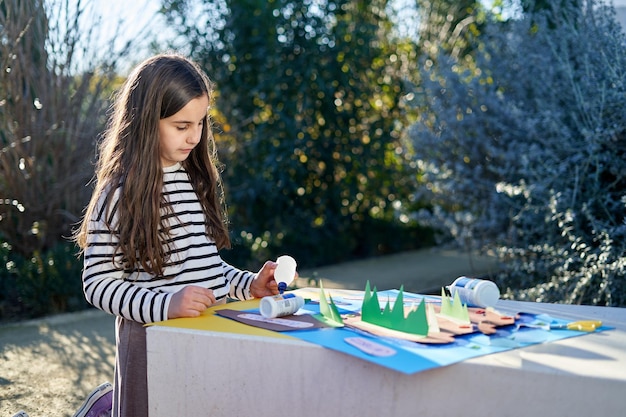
[439,288,470,323]
[361,281,429,336]
[361,280,381,322]
[427,303,440,332]
[316,280,344,327]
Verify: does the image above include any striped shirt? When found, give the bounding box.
[82,163,254,324]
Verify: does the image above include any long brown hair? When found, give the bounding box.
[75,54,230,275]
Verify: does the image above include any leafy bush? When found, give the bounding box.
[165,0,429,268]
[0,240,87,321]
[0,1,128,257]
[222,217,435,271]
[0,1,141,320]
[410,1,626,305]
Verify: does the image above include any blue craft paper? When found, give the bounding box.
[231,290,614,375]
[290,297,613,374]
[291,326,442,375]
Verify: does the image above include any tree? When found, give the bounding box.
[164,0,425,267]
[0,0,136,318]
[417,0,484,60]
[410,1,626,305]
[0,0,129,255]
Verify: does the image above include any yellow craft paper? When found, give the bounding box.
[149,298,295,340]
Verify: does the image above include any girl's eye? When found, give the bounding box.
[176,125,188,131]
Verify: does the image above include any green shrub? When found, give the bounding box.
[166,0,426,269]
[0,240,86,322]
[222,217,435,271]
[0,0,141,321]
[410,1,626,306]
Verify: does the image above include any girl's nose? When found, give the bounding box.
[188,125,202,143]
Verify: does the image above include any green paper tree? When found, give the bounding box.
[439,288,470,323]
[361,281,429,336]
[316,281,344,327]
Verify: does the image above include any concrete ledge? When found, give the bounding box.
[147,300,626,417]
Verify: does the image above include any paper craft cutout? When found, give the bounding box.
[288,291,612,374]
[238,313,314,329]
[156,286,612,375]
[215,309,327,332]
[438,288,470,324]
[344,337,397,357]
[149,299,294,340]
[469,307,516,335]
[294,326,442,374]
[343,284,517,344]
[343,315,455,344]
[361,281,429,336]
[426,303,440,333]
[315,280,344,327]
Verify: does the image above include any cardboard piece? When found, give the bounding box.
[215,309,327,332]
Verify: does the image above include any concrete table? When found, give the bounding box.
[146,292,626,417]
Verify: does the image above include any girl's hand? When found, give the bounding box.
[168,286,216,319]
[250,261,282,298]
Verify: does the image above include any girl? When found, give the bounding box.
[74,54,280,417]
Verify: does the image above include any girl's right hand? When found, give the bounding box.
[168,286,216,319]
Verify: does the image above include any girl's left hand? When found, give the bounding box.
[250,261,281,298]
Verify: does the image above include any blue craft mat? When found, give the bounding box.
[285,311,610,374]
[292,326,442,375]
[238,290,612,375]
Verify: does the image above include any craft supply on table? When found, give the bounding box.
[207,285,612,375]
[448,276,500,307]
[275,255,297,293]
[517,312,602,333]
[259,293,305,318]
[550,320,602,332]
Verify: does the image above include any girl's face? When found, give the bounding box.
[158,94,209,167]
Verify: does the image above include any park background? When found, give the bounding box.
[1,0,626,326]
[1,1,626,415]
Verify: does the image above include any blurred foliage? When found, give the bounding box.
[1,0,433,321]
[417,0,485,60]
[410,0,626,306]
[163,0,434,269]
[0,0,137,321]
[9,0,624,321]
[0,0,125,256]
[0,239,87,321]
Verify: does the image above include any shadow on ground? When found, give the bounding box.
[0,310,115,416]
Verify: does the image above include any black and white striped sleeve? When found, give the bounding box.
[81,189,172,324]
[222,261,255,300]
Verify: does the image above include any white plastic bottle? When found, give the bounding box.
[274,255,297,293]
[259,293,305,318]
[448,277,500,308]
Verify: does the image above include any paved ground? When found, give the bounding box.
[0,248,497,416]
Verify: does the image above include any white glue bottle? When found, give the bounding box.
[259,293,305,318]
[447,277,500,308]
[274,255,297,294]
